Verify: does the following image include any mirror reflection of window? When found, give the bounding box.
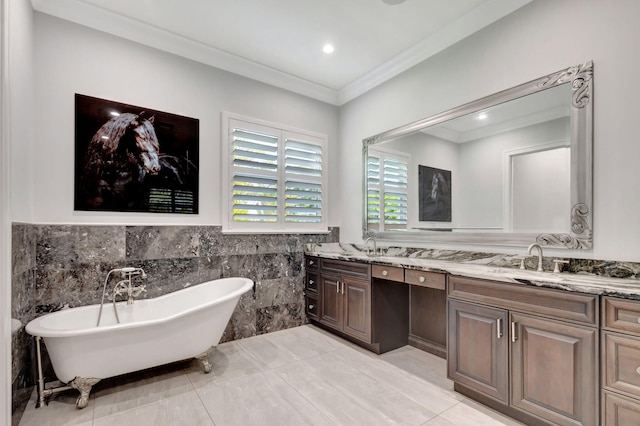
[367,148,410,232]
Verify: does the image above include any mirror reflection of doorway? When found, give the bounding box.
[506,143,570,233]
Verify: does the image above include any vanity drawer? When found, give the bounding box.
[405,270,445,290]
[306,295,319,321]
[372,265,404,282]
[305,256,319,272]
[306,272,318,294]
[603,332,640,398]
[448,275,598,326]
[603,297,640,335]
[320,258,370,278]
[603,390,640,426]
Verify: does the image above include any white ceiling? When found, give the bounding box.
[31,0,532,105]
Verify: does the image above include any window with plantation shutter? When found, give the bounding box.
[367,148,410,232]
[285,137,323,223]
[223,113,327,232]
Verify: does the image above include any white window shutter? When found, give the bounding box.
[367,149,409,231]
[223,113,328,232]
[231,127,279,223]
[285,136,323,224]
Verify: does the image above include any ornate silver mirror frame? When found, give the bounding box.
[362,61,593,249]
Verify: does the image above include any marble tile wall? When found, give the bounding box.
[11,223,37,416]
[10,223,339,414]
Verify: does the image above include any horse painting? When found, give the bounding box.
[418,165,452,222]
[78,112,162,210]
[75,94,200,213]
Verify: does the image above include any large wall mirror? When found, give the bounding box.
[363,61,593,249]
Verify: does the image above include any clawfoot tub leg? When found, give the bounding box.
[195,347,215,374]
[69,377,101,409]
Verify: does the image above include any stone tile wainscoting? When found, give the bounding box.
[10,223,339,419]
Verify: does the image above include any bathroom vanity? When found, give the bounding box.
[447,274,598,426]
[304,245,640,426]
[305,256,411,354]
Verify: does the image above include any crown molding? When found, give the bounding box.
[31,0,532,107]
[338,0,533,105]
[30,0,339,105]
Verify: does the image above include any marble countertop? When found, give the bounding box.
[304,243,640,300]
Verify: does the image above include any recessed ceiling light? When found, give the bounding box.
[323,44,334,54]
[477,112,488,120]
[382,0,406,5]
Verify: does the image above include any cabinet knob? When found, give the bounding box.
[418,276,425,283]
[382,270,388,276]
[309,280,314,285]
[309,304,315,310]
[636,317,640,324]
[308,260,314,265]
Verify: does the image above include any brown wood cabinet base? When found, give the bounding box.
[408,335,446,358]
[454,383,553,426]
[310,320,387,354]
[307,257,409,355]
[311,278,409,355]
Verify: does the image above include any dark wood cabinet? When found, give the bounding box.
[305,256,408,354]
[318,272,372,342]
[511,312,598,425]
[342,276,372,342]
[602,296,640,425]
[448,299,508,403]
[304,257,320,322]
[310,257,373,347]
[447,276,598,426]
[318,273,343,330]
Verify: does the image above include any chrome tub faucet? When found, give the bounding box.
[97,267,148,326]
[112,268,148,305]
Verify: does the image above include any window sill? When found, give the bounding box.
[221,228,332,235]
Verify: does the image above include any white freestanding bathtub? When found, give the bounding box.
[26,277,253,408]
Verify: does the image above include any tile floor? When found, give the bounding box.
[18,325,523,426]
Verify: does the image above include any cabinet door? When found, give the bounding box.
[343,276,371,343]
[511,312,598,426]
[447,299,509,403]
[319,274,342,331]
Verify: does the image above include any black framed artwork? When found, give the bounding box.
[74,94,199,213]
[418,165,452,222]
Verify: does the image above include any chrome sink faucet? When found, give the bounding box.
[365,236,377,256]
[527,243,544,272]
